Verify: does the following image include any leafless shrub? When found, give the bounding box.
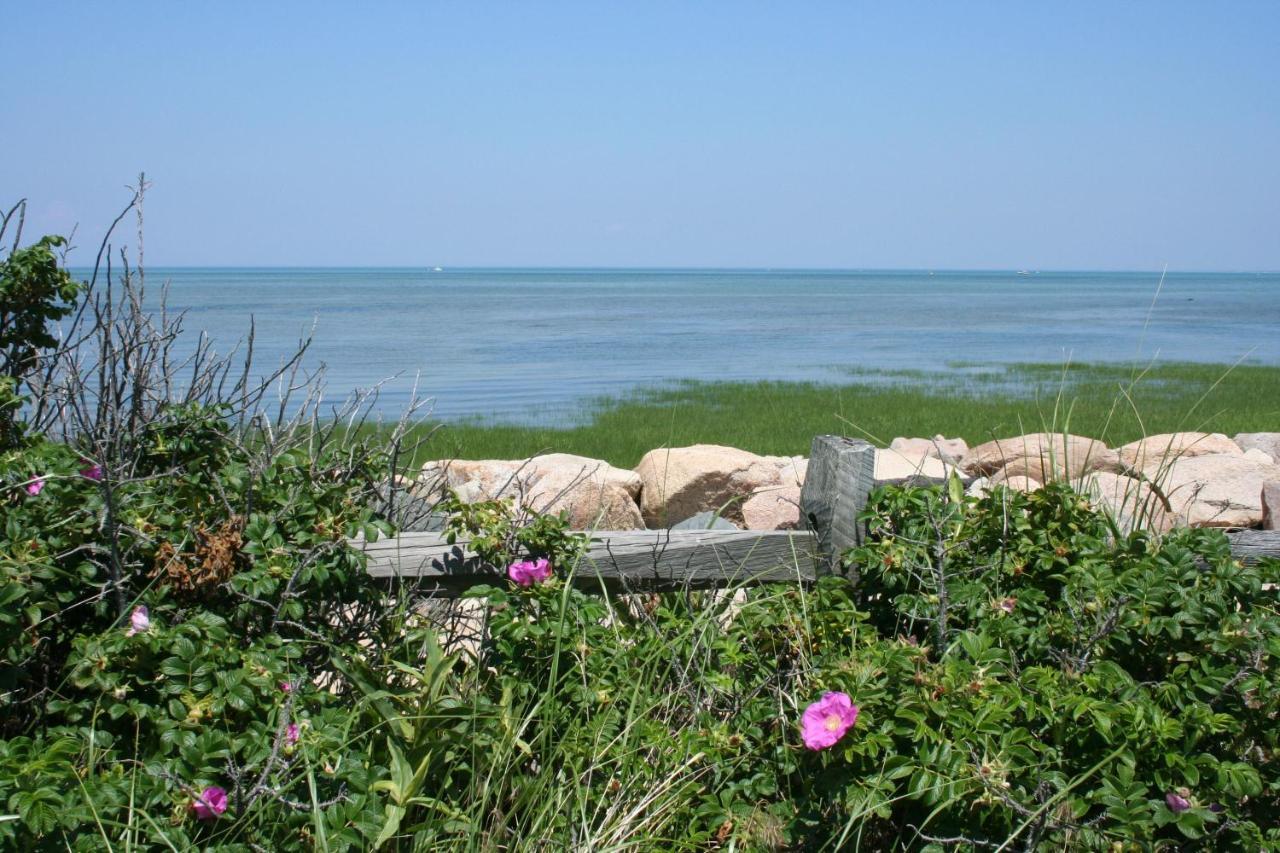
[17,178,444,623]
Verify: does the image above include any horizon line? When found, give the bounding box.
[61,264,1280,275]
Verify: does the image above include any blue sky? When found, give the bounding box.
[5,2,1278,269]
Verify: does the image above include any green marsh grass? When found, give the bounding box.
[373,362,1280,468]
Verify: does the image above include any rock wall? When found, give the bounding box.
[415,431,1280,533]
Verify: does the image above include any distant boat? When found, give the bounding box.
[1016,270,1031,276]
[433,266,444,272]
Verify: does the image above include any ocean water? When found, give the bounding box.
[111,268,1280,423]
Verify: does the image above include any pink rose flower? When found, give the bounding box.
[125,605,150,636]
[25,477,45,496]
[1166,791,1191,813]
[507,557,553,587]
[286,723,300,745]
[192,785,228,820]
[800,691,859,751]
[80,462,103,481]
[280,681,294,694]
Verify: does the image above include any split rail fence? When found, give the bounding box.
[351,435,1280,592]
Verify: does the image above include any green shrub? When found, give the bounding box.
[0,404,401,848]
[0,234,79,447]
[341,482,1278,849]
[840,481,1280,847]
[0,219,415,848]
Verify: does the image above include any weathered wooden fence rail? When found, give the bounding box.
[350,435,1280,590]
[359,529,818,591]
[1224,530,1280,566]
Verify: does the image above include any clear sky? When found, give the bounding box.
[5,2,1278,269]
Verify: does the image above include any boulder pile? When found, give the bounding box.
[413,431,1280,533]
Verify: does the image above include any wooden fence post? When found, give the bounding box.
[799,435,876,574]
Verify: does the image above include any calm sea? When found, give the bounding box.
[109,268,1280,423]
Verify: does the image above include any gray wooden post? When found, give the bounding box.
[799,435,877,575]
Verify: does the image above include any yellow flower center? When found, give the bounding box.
[824,715,841,731]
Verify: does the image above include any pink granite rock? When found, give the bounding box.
[888,435,969,465]
[741,483,803,530]
[961,433,1117,479]
[420,453,644,529]
[1078,471,1173,534]
[1116,432,1242,470]
[1146,454,1280,528]
[634,445,797,526]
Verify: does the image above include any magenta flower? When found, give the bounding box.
[286,723,300,745]
[280,680,294,694]
[125,605,150,636]
[508,557,553,587]
[25,477,45,496]
[191,785,228,820]
[80,462,103,481]
[1166,791,1191,813]
[800,691,860,750]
